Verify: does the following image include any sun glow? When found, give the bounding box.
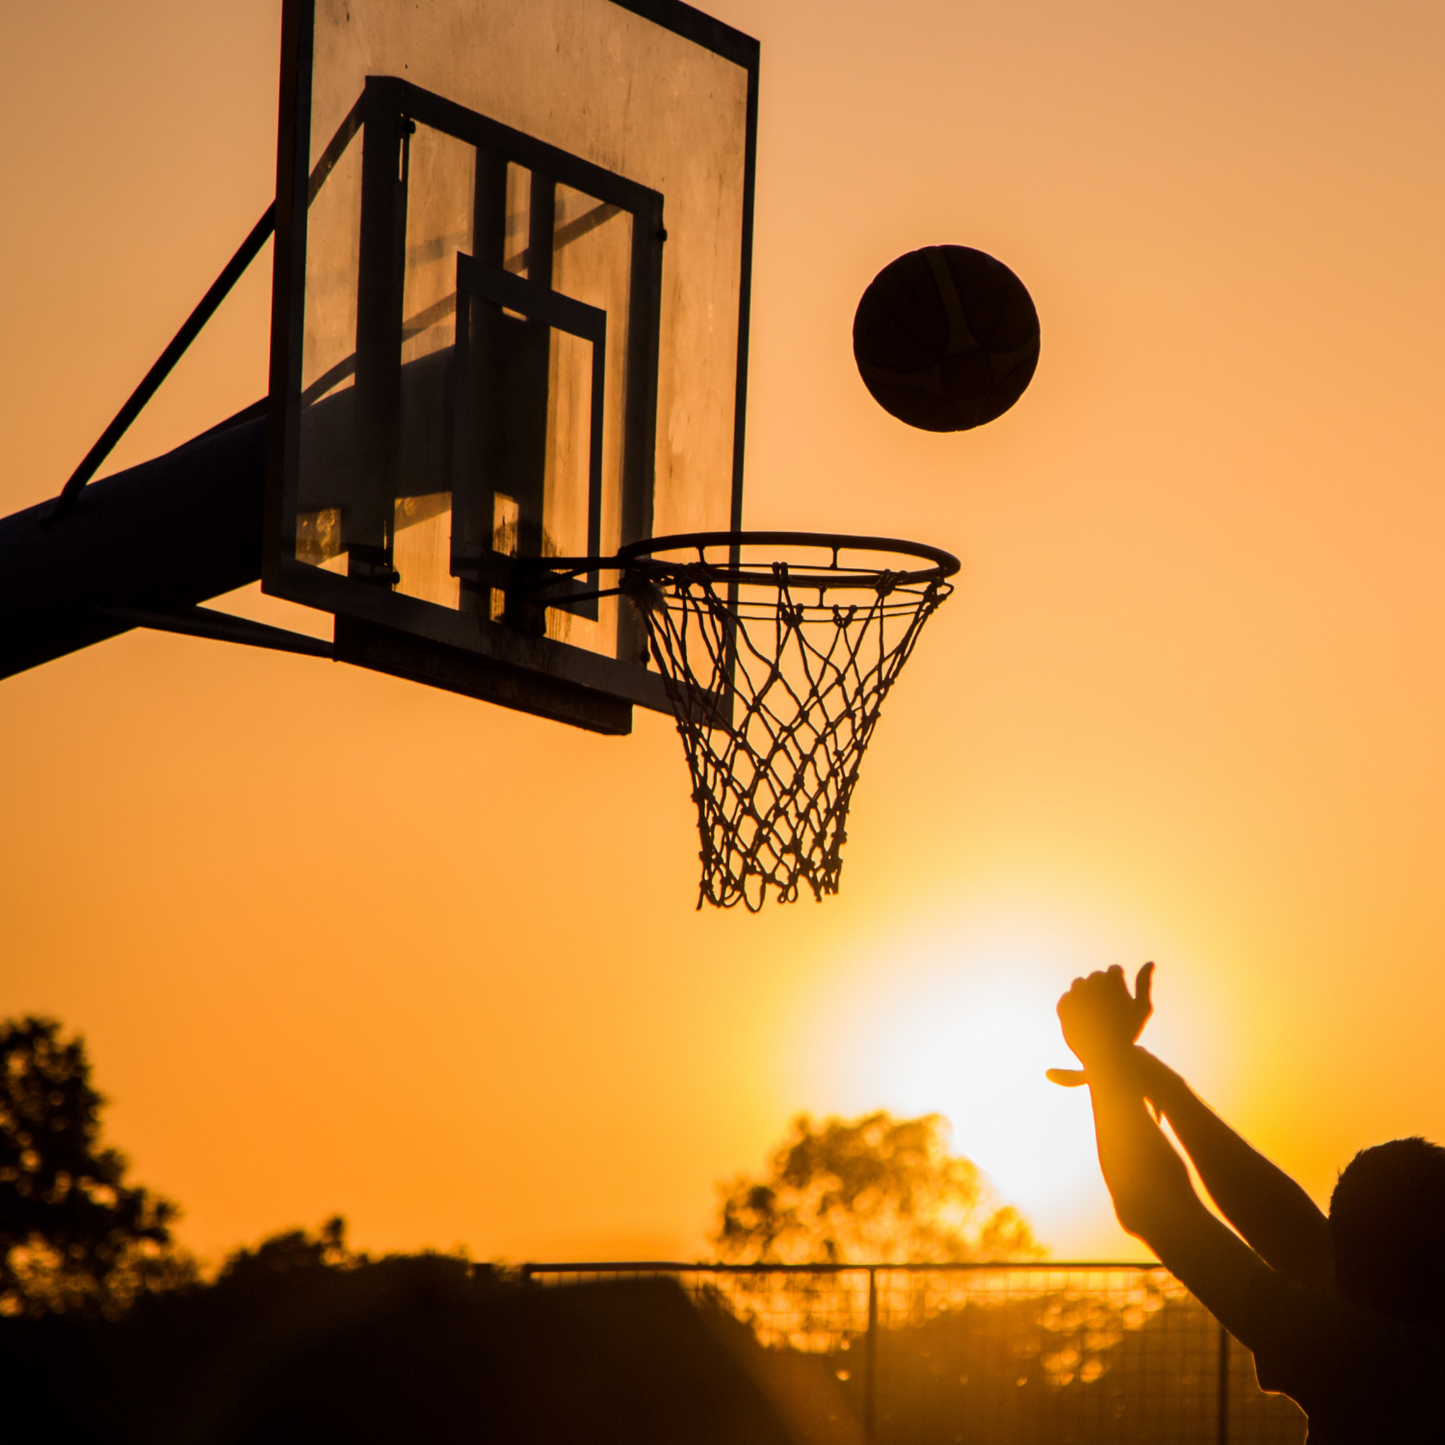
[794,919,1148,1257]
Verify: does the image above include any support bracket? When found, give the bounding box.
[98,604,333,660]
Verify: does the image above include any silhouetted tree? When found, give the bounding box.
[0,1016,193,1316]
[218,1214,354,1285]
[713,1111,1041,1263]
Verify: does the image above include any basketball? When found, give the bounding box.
[852,245,1040,432]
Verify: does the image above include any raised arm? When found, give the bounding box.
[1126,1051,1330,1285]
[1050,966,1269,1333]
[1049,966,1332,1287]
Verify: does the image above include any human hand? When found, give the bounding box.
[1046,962,1155,1087]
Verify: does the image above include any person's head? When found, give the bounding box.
[1329,1137,1445,1321]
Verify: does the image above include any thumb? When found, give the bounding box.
[1046,1068,1088,1088]
[1134,961,1156,1019]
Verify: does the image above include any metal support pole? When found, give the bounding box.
[864,1267,878,1444]
[1217,1321,1230,1445]
[1,410,268,679]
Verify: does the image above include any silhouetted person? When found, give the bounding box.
[1050,964,1445,1442]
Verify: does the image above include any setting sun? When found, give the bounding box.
[789,918,1162,1256]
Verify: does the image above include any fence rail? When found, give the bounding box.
[519,1262,1307,1445]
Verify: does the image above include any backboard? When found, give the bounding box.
[263,0,758,733]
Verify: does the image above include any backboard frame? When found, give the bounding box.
[263,0,760,735]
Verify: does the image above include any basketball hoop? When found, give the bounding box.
[616,532,959,910]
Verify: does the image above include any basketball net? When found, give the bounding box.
[624,540,953,910]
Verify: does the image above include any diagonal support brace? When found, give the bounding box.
[47,204,276,523]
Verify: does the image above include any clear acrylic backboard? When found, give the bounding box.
[264,0,758,733]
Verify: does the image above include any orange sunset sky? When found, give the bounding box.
[4,0,1445,1267]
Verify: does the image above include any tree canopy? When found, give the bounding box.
[712,1111,1041,1264]
[0,1016,193,1316]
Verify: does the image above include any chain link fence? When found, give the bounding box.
[520,1263,1307,1445]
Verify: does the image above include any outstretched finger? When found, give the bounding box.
[1046,1068,1088,1087]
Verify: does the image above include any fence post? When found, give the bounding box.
[1216,1321,1230,1445]
[864,1267,878,1443]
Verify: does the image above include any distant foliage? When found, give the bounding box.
[218,1214,355,1285]
[0,1016,194,1317]
[713,1111,1042,1264]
